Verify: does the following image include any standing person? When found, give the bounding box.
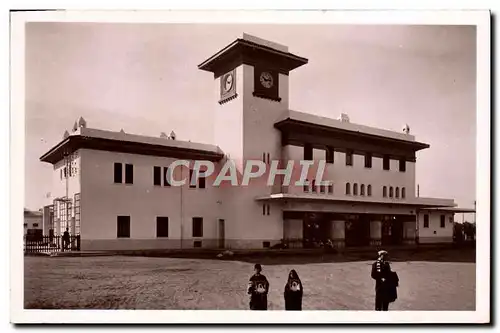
[371,250,392,311]
[62,227,70,252]
[284,269,303,310]
[247,264,269,310]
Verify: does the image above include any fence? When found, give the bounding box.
[24,235,80,254]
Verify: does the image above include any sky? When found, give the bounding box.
[24,23,477,214]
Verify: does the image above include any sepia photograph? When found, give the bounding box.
[10,9,490,324]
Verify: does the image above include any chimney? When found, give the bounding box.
[403,124,410,134]
[78,117,87,128]
[338,113,350,123]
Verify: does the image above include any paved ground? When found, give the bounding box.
[24,255,475,310]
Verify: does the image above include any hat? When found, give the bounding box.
[254,264,262,270]
[378,250,388,256]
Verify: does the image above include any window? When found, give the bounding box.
[60,169,62,180]
[263,241,271,248]
[153,166,161,186]
[156,217,169,237]
[125,164,133,184]
[64,167,67,178]
[402,187,406,199]
[114,163,123,183]
[163,167,171,186]
[367,185,372,196]
[117,216,130,238]
[365,153,372,168]
[346,183,351,195]
[440,215,446,228]
[346,150,353,166]
[262,152,266,163]
[198,175,206,189]
[326,146,334,163]
[360,184,365,196]
[423,214,429,228]
[399,158,406,172]
[262,204,270,216]
[320,184,325,193]
[267,153,270,165]
[328,184,334,194]
[33,223,39,227]
[353,183,358,196]
[304,144,313,161]
[383,186,387,198]
[303,179,309,193]
[312,179,316,193]
[193,241,202,248]
[23,223,27,227]
[192,217,203,237]
[395,187,399,198]
[389,186,394,198]
[383,155,390,170]
[189,169,196,188]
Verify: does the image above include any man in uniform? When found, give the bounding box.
[371,250,392,311]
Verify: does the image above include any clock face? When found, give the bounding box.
[223,73,234,92]
[260,71,274,88]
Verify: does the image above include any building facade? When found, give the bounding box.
[39,34,467,251]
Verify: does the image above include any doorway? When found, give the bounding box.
[302,213,331,248]
[218,219,225,249]
[345,214,370,247]
[381,216,404,246]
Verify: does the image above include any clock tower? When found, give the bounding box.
[199,33,307,169]
[198,34,308,248]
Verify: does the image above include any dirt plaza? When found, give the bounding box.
[24,250,475,311]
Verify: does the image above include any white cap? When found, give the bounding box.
[378,250,388,256]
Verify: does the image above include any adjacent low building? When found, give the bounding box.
[24,208,43,240]
[39,34,473,251]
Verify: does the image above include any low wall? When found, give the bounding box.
[81,238,282,251]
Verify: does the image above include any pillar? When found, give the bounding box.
[403,221,416,245]
[330,220,345,249]
[55,218,61,237]
[370,220,382,246]
[42,205,51,235]
[70,216,76,236]
[284,219,303,248]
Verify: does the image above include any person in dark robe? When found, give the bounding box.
[371,250,393,311]
[284,269,303,310]
[247,264,269,310]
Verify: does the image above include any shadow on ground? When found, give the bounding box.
[122,245,475,266]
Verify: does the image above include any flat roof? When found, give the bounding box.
[276,110,428,145]
[255,193,455,208]
[24,210,42,217]
[40,127,225,164]
[420,207,476,213]
[198,34,308,74]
